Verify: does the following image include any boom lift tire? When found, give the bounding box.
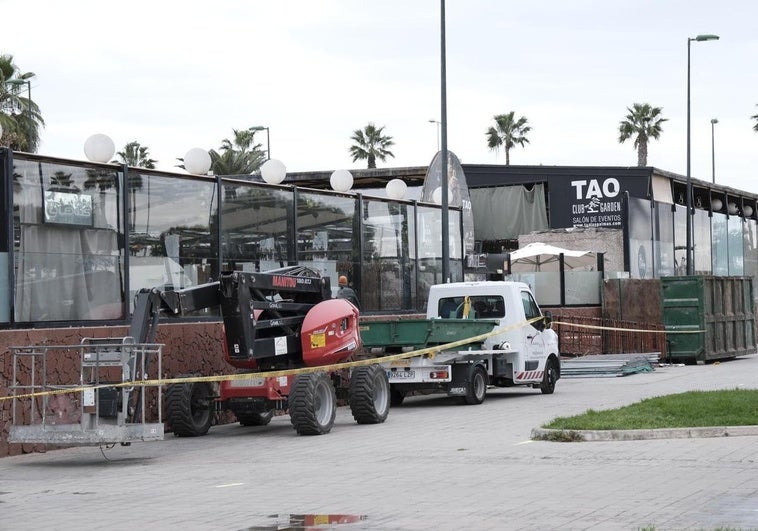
[540,357,559,395]
[166,380,213,437]
[348,365,390,424]
[289,372,337,435]
[237,411,274,427]
[456,364,488,405]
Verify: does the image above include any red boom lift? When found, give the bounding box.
[129,266,389,436]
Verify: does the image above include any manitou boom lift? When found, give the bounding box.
[131,266,389,436]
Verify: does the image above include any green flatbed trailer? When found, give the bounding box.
[359,318,499,352]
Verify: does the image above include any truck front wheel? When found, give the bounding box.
[540,358,559,395]
[289,372,336,435]
[349,365,390,424]
[165,381,213,437]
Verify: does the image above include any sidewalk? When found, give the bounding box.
[1,355,758,530]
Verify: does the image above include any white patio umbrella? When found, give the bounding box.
[508,242,595,272]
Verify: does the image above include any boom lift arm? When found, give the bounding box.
[128,266,332,370]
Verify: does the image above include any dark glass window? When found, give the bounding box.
[13,159,124,322]
[220,181,293,271]
[628,197,652,279]
[297,191,356,297]
[520,290,541,320]
[654,202,675,277]
[711,212,728,275]
[128,173,217,308]
[727,216,744,275]
[362,198,416,311]
[436,295,505,319]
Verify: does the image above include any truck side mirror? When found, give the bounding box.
[543,311,553,330]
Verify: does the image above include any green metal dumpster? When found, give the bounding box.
[661,276,756,363]
[359,318,498,351]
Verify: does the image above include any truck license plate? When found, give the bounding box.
[387,370,415,380]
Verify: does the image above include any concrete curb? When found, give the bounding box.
[531,425,758,442]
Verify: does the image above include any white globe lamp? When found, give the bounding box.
[84,134,115,163]
[260,159,287,185]
[184,148,212,175]
[385,178,407,200]
[330,170,353,192]
[743,205,754,218]
[711,198,723,212]
[728,202,739,215]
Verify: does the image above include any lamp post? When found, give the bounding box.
[428,119,441,151]
[439,0,450,282]
[710,118,718,184]
[686,33,719,276]
[251,125,270,160]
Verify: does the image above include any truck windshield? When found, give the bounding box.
[437,296,505,319]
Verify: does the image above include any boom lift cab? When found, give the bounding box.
[132,266,388,437]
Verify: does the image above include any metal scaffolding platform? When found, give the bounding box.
[7,337,164,446]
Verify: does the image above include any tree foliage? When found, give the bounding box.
[618,103,667,167]
[349,123,395,169]
[114,141,157,169]
[210,127,267,175]
[751,105,758,133]
[486,112,531,165]
[0,54,44,152]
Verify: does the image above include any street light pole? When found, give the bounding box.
[439,0,450,283]
[710,118,718,184]
[428,119,440,151]
[685,33,719,276]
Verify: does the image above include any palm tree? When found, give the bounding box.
[114,141,157,168]
[0,54,44,152]
[618,103,668,167]
[114,141,157,231]
[209,127,267,175]
[751,105,758,133]
[349,123,395,169]
[486,112,531,165]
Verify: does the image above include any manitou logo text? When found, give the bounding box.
[272,276,297,288]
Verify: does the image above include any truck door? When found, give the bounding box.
[520,290,547,370]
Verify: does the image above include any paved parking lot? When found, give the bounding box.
[2,355,758,531]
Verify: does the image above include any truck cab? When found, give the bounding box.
[427,281,558,355]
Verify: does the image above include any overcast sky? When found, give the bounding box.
[5,0,757,192]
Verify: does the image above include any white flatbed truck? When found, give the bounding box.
[359,281,561,405]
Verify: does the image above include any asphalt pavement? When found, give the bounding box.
[2,355,758,531]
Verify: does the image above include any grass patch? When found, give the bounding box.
[543,389,758,430]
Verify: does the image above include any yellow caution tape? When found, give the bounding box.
[1,317,542,402]
[553,321,705,334]
[7,316,699,402]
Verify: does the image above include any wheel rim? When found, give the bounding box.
[474,371,486,399]
[372,371,389,412]
[314,379,334,426]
